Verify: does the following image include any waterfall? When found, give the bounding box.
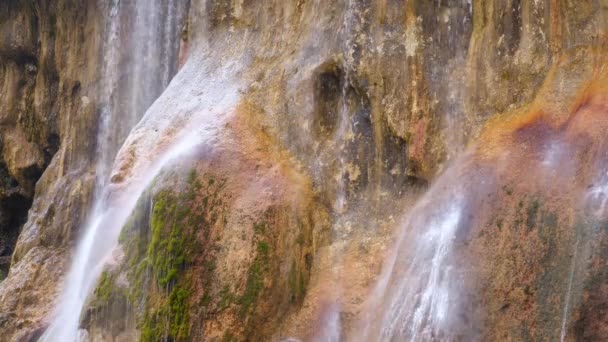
[96,0,187,184]
[39,1,186,341]
[378,195,463,341]
[39,126,207,342]
[356,163,475,341]
[315,1,357,339]
[354,2,475,339]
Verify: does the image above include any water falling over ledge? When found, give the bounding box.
[37,45,242,338]
[352,153,496,342]
[358,194,465,341]
[39,122,219,342]
[39,1,189,340]
[0,1,603,340]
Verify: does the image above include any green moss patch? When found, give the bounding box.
[238,240,270,317]
[94,271,115,303]
[110,169,227,342]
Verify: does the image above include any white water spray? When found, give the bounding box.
[357,180,466,341]
[39,1,186,340]
[561,170,608,341]
[384,199,462,340]
[317,302,343,342]
[587,171,608,217]
[39,127,209,342]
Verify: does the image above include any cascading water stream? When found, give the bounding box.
[95,0,121,185]
[97,0,186,177]
[587,171,608,217]
[354,2,475,340]
[39,1,186,341]
[333,0,356,216]
[39,126,211,342]
[356,162,475,341]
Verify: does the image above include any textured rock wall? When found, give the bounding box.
[191,0,606,207]
[0,0,607,341]
[182,0,607,339]
[465,64,608,340]
[83,105,328,341]
[0,0,101,280]
[0,2,102,338]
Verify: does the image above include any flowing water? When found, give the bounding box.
[560,169,608,341]
[356,162,477,341]
[39,126,209,342]
[587,171,608,216]
[32,1,600,341]
[39,1,186,341]
[353,2,474,339]
[96,0,187,182]
[316,2,476,340]
[560,236,579,342]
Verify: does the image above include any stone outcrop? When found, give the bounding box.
[83,105,329,341]
[0,0,100,275]
[466,60,608,341]
[0,1,102,337]
[0,0,607,341]
[0,0,188,338]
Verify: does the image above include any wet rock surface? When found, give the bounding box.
[0,2,102,337]
[0,0,607,341]
[83,105,328,341]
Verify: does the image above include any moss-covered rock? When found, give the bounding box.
[84,169,228,341]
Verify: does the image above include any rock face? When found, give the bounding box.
[83,106,328,341]
[0,1,102,337]
[0,0,188,339]
[468,67,608,341]
[0,0,100,278]
[0,0,607,341]
[355,55,608,341]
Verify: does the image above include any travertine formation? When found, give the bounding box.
[0,1,607,341]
